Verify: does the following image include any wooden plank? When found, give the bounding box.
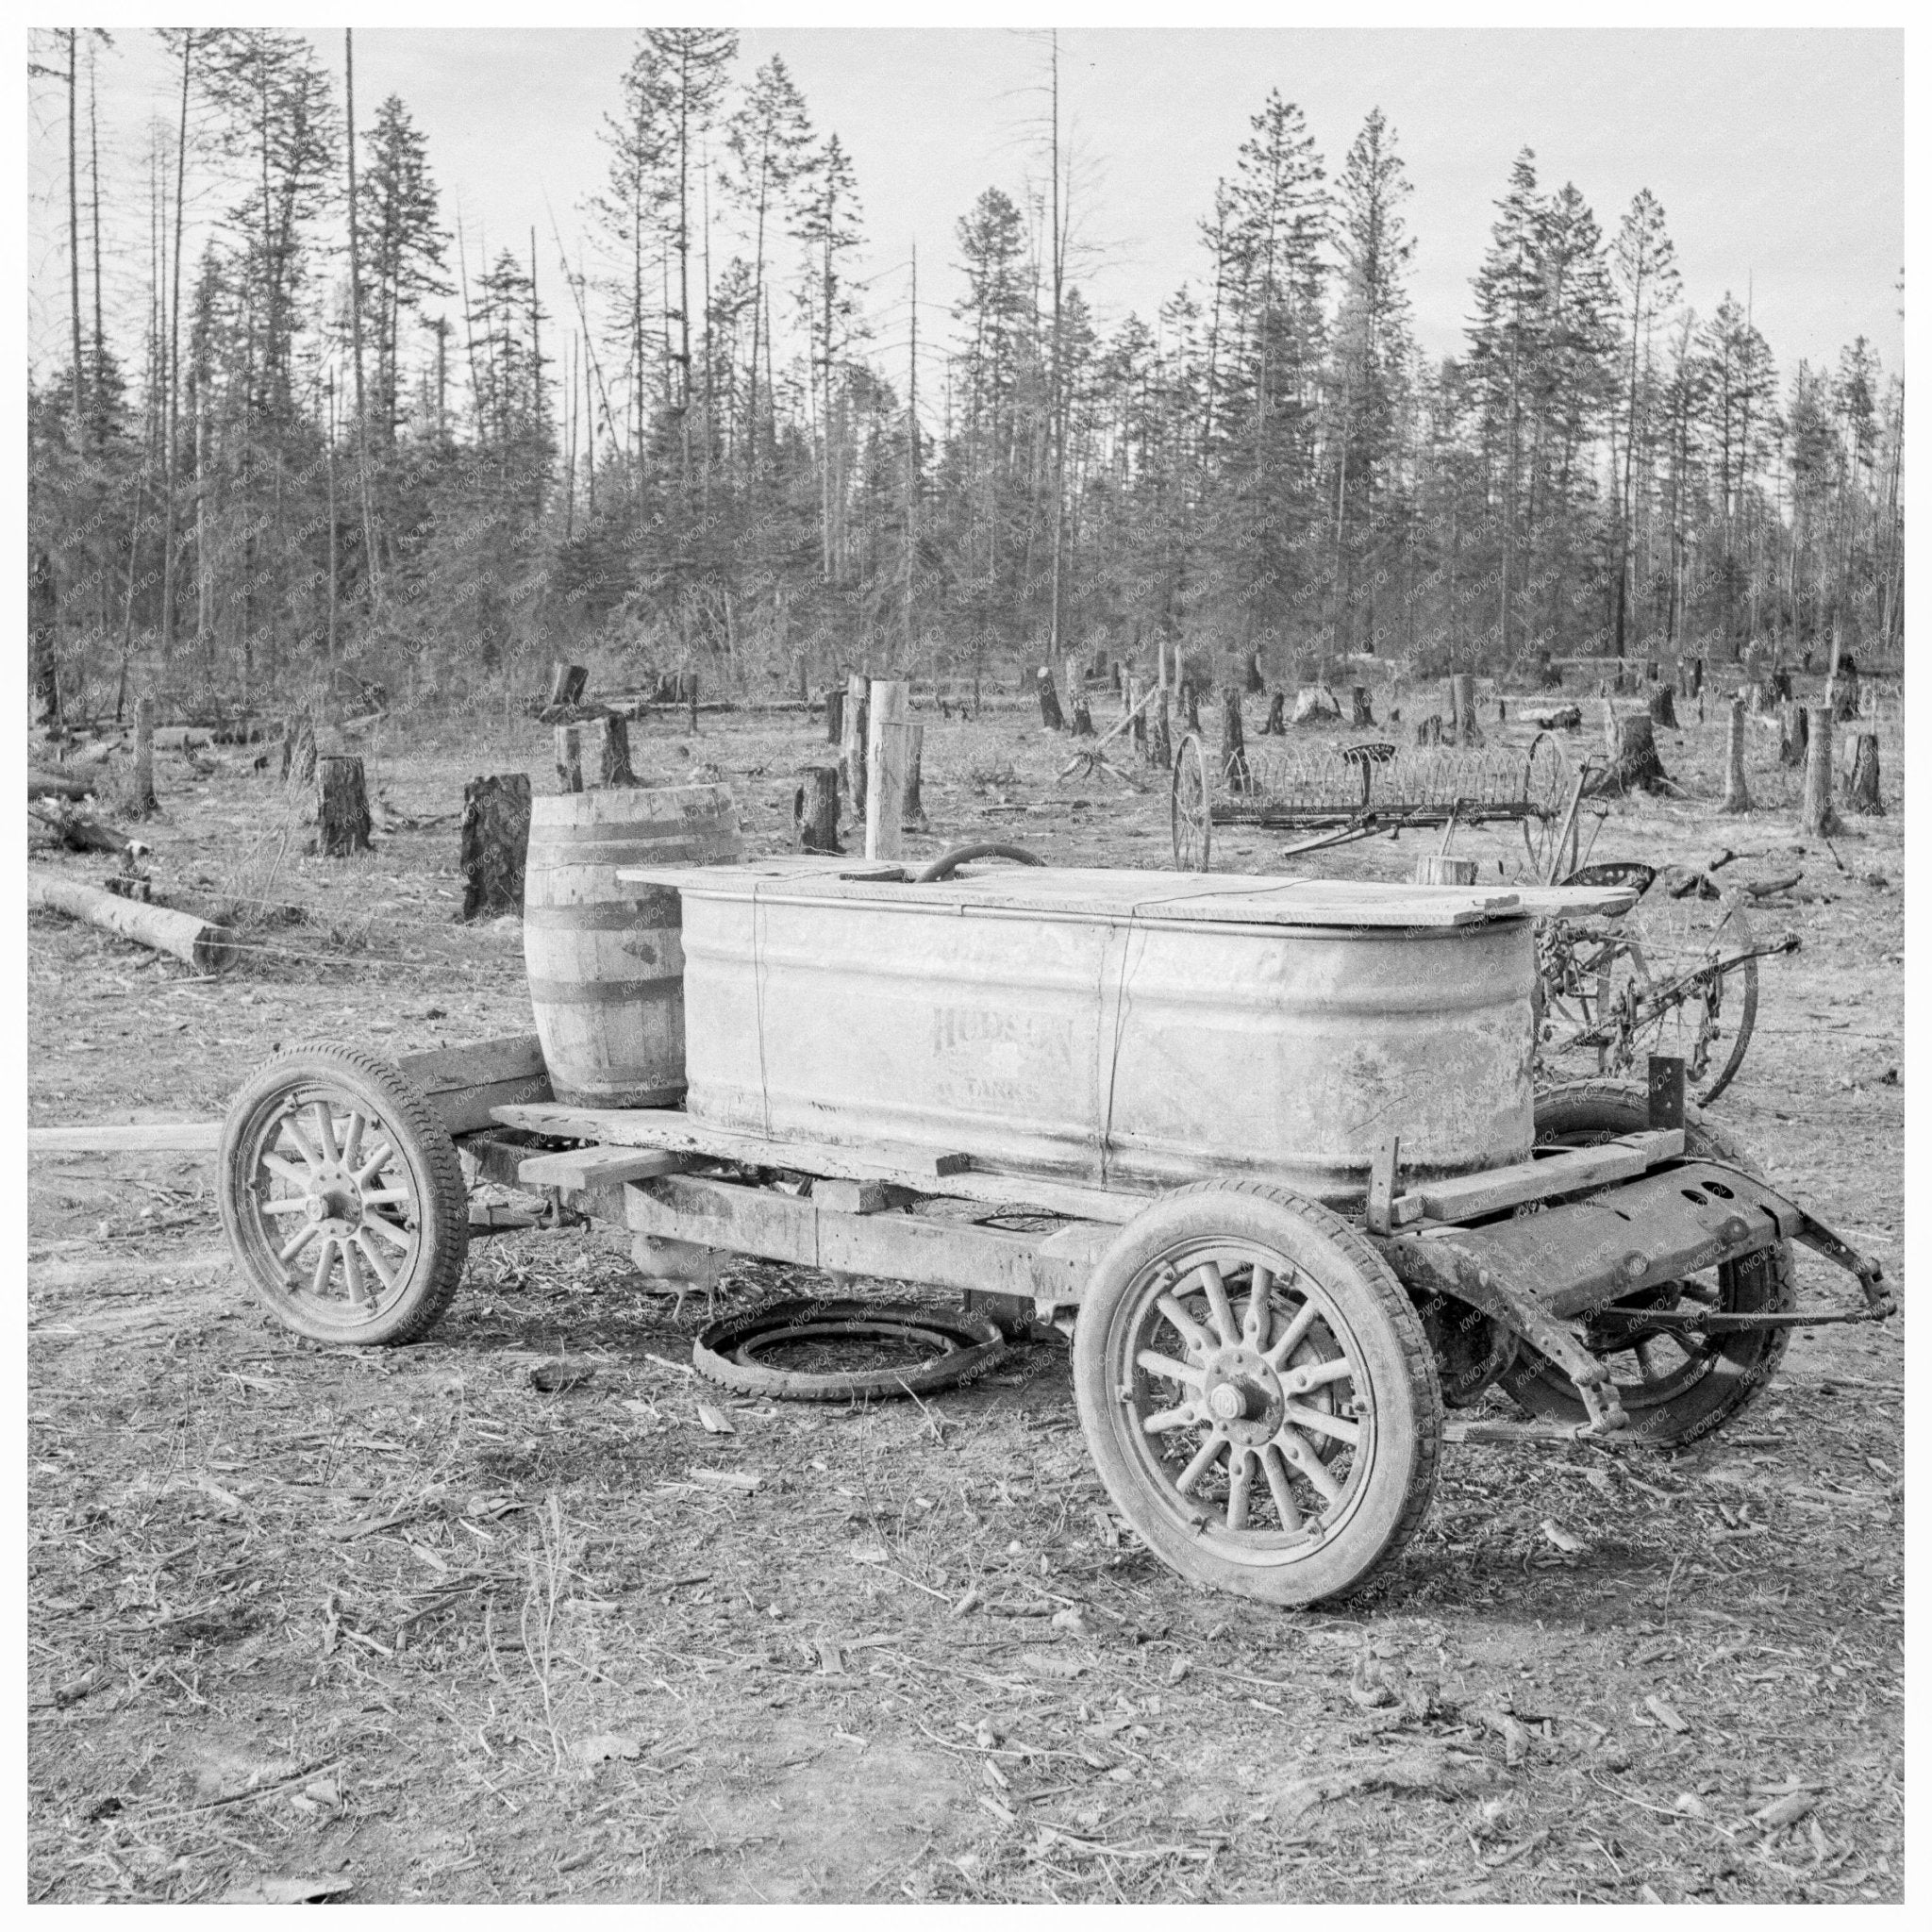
[516,1146,690,1191]
[491,1103,1141,1224]
[620,1174,1103,1307]
[30,1121,224,1155]
[1401,1131,1684,1224]
[813,1178,907,1215]
[400,1034,553,1137]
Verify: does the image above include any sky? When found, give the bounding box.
[25,25,1904,392]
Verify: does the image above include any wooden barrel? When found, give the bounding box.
[523,785,741,1108]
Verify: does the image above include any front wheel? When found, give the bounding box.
[1073,1183,1441,1607]
[219,1043,470,1345]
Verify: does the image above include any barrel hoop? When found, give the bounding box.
[521,897,681,931]
[525,976,682,1008]
[527,818,734,847]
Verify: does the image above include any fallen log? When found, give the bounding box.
[28,872,235,971]
[28,771,94,802]
[28,801,136,857]
[29,1121,225,1155]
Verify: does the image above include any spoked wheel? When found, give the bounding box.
[219,1044,469,1345]
[1542,887,1760,1104]
[1170,731,1211,873]
[1504,1080,1793,1446]
[1073,1184,1441,1606]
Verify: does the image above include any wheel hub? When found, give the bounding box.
[1200,1345,1283,1448]
[301,1162,364,1234]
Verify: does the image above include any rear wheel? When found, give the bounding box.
[219,1044,469,1345]
[1505,1080,1792,1445]
[1073,1184,1441,1606]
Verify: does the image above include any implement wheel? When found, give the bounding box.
[1171,731,1211,872]
[218,1043,469,1345]
[1073,1184,1441,1607]
[1507,1080,1793,1445]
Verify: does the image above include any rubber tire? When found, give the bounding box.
[1507,1079,1793,1444]
[219,1042,469,1346]
[1073,1183,1442,1607]
[692,1297,1007,1401]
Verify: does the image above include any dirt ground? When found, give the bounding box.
[26,679,1904,1904]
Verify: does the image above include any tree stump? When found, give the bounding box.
[1720,695,1752,814]
[1221,688,1252,793]
[316,755,374,857]
[1245,650,1265,695]
[1416,714,1442,746]
[1801,704,1840,836]
[685,668,700,737]
[1070,695,1094,737]
[1647,683,1679,730]
[1585,715,1669,797]
[1351,685,1375,727]
[903,723,929,832]
[1448,674,1481,745]
[459,774,532,920]
[1829,657,1860,723]
[1126,676,1148,751]
[1036,666,1065,732]
[130,694,158,818]
[1777,701,1808,770]
[1182,680,1202,733]
[824,684,844,747]
[1263,691,1286,735]
[555,723,587,793]
[794,764,842,853]
[842,673,870,815]
[591,714,637,788]
[1415,855,1478,886]
[864,679,910,860]
[548,661,588,708]
[1842,731,1882,815]
[282,712,317,790]
[1770,666,1793,703]
[1062,654,1085,713]
[1690,657,1705,698]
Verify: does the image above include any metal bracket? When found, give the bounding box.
[1647,1054,1685,1131]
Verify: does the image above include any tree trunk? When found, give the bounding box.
[458,774,532,920]
[903,723,928,832]
[555,724,586,794]
[27,801,132,856]
[1800,704,1840,836]
[841,672,870,816]
[1036,665,1065,731]
[1720,694,1752,814]
[1842,731,1882,815]
[1350,685,1374,727]
[793,765,841,853]
[864,679,909,861]
[1777,701,1808,769]
[1220,688,1251,792]
[1647,683,1678,730]
[317,756,374,856]
[548,661,588,708]
[129,694,158,817]
[1585,715,1668,797]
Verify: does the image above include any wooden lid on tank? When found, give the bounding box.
[615,857,1636,928]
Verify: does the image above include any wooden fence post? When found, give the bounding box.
[459,774,532,919]
[865,679,910,861]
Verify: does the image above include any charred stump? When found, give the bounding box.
[1245,650,1265,695]
[591,714,637,788]
[555,723,586,793]
[1351,685,1375,727]
[459,774,532,920]
[316,755,374,857]
[1036,665,1065,732]
[794,764,842,853]
[1416,714,1443,747]
[1221,688,1252,793]
[1647,683,1679,730]
[1842,731,1883,815]
[548,661,588,708]
[1263,691,1287,735]
[824,684,844,746]
[1777,700,1808,769]
[903,724,929,832]
[842,673,870,815]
